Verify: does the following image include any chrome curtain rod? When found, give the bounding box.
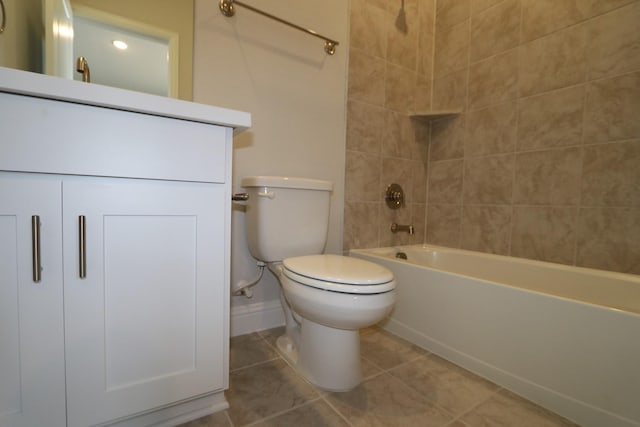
[218,0,339,55]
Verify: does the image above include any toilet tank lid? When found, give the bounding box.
[241,176,333,191]
[283,254,394,285]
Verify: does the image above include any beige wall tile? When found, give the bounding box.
[577,207,640,274]
[383,110,417,159]
[428,160,464,204]
[387,0,420,71]
[587,0,638,18]
[581,139,640,207]
[426,204,462,247]
[368,0,399,14]
[385,63,417,113]
[345,0,640,271]
[414,74,433,112]
[380,201,413,247]
[463,154,515,204]
[510,206,577,265]
[433,69,468,110]
[436,0,470,31]
[411,203,428,242]
[381,203,425,246]
[382,157,415,198]
[410,119,432,162]
[587,2,640,80]
[465,101,517,157]
[350,0,388,58]
[470,0,521,62]
[521,0,590,42]
[344,201,381,250]
[434,21,470,77]
[471,0,505,15]
[519,25,587,97]
[417,0,436,76]
[584,71,640,143]
[461,205,512,255]
[517,85,585,151]
[348,48,386,105]
[468,49,519,110]
[430,115,465,161]
[514,147,582,205]
[345,150,381,202]
[346,100,385,154]
[412,161,429,203]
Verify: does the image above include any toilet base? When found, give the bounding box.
[277,319,362,392]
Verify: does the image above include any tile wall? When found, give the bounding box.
[344,0,640,274]
[344,0,435,250]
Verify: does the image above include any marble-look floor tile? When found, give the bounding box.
[252,399,350,427]
[360,328,428,370]
[326,372,454,427]
[460,389,579,427]
[257,326,285,349]
[226,359,319,426]
[230,332,279,371]
[389,354,499,416]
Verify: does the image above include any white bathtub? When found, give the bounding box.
[350,245,640,427]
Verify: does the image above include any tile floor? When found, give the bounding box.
[179,326,579,427]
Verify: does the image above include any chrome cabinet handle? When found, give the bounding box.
[79,216,86,279]
[31,216,41,283]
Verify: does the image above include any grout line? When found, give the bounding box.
[242,397,324,427]
[446,386,504,425]
[223,409,236,427]
[229,356,282,374]
[317,393,356,427]
[574,69,589,267]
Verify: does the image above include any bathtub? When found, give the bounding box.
[350,245,640,427]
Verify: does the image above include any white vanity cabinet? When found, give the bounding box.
[0,68,250,427]
[0,178,66,427]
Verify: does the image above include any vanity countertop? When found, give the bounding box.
[0,66,251,133]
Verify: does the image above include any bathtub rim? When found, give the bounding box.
[350,244,640,316]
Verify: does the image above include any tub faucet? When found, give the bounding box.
[390,223,414,235]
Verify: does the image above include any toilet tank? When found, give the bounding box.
[241,176,333,262]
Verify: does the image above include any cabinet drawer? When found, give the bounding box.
[0,92,228,183]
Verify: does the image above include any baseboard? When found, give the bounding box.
[230,299,284,337]
[103,392,227,427]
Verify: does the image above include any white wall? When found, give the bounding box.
[192,0,349,335]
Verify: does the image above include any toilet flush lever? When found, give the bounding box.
[232,193,249,201]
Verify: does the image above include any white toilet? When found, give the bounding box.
[241,176,396,391]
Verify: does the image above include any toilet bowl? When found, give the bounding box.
[272,255,395,391]
[240,176,396,391]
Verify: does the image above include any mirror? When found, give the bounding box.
[0,0,194,100]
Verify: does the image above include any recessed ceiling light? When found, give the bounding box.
[112,40,128,50]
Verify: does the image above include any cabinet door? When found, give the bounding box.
[63,178,227,427]
[0,177,66,427]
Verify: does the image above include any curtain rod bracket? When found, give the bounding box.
[219,0,339,56]
[219,0,235,17]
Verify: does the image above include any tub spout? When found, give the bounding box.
[390,223,414,235]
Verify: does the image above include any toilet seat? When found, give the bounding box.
[282,254,395,294]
